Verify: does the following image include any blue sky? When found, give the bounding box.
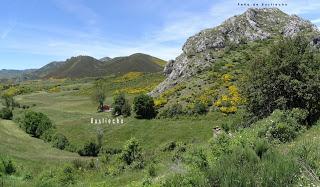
[0,0,320,70]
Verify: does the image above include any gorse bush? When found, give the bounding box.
[243,36,320,124]
[21,111,53,138]
[133,94,157,119]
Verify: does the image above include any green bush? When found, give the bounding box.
[158,103,184,118]
[51,133,69,150]
[78,141,100,157]
[254,138,269,158]
[243,36,320,124]
[192,102,208,115]
[112,93,131,117]
[133,94,157,119]
[120,138,144,169]
[21,111,53,138]
[257,109,305,142]
[207,147,300,187]
[0,108,13,120]
[0,157,16,175]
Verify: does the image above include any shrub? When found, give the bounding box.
[243,36,320,124]
[78,141,100,157]
[158,103,184,118]
[0,157,16,175]
[51,133,69,150]
[254,138,269,158]
[192,102,208,115]
[0,108,13,120]
[133,94,157,119]
[112,93,131,117]
[120,138,144,168]
[21,111,53,138]
[257,109,305,143]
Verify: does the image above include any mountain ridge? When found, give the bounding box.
[150,8,320,96]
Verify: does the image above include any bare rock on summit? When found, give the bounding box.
[150,8,320,97]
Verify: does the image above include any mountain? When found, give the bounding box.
[44,56,106,78]
[0,69,36,79]
[33,61,65,78]
[39,53,165,79]
[104,53,165,74]
[100,57,112,62]
[150,8,320,96]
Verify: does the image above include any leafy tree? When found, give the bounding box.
[92,80,107,112]
[112,93,131,117]
[133,94,157,119]
[21,111,53,138]
[243,36,320,124]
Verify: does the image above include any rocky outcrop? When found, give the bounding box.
[150,8,320,97]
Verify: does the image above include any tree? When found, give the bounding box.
[133,94,157,119]
[243,36,320,124]
[22,111,53,138]
[92,80,107,112]
[112,93,131,117]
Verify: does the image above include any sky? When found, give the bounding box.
[0,0,320,70]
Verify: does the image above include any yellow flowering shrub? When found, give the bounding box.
[3,87,21,96]
[222,73,233,83]
[161,84,186,98]
[113,72,143,83]
[214,84,244,114]
[114,84,157,95]
[154,97,168,108]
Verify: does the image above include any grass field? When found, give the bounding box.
[0,73,233,186]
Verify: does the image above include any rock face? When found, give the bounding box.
[150,8,320,96]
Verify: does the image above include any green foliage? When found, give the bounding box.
[257,109,306,142]
[133,94,157,119]
[243,36,320,124]
[191,102,208,115]
[112,93,131,117]
[0,108,13,120]
[208,147,299,187]
[21,111,53,138]
[92,80,107,112]
[0,157,16,175]
[254,138,269,158]
[158,103,184,118]
[78,140,100,157]
[51,133,69,150]
[120,138,144,169]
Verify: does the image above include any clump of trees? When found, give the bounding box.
[243,36,320,124]
[133,94,157,119]
[112,93,131,117]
